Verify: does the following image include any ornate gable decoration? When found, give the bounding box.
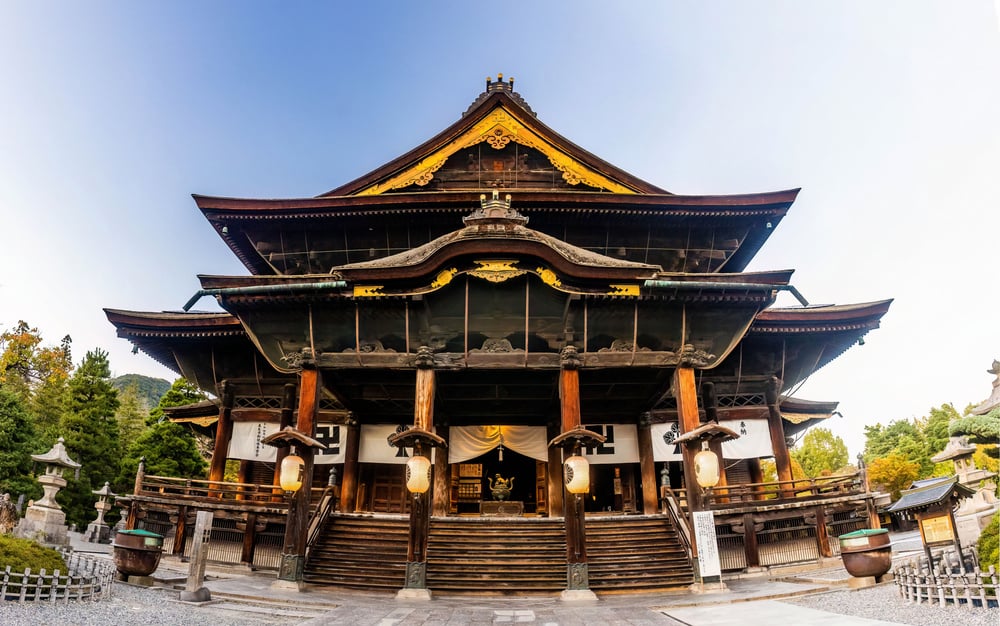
[356,107,637,196]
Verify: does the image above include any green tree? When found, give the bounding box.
[863,419,935,477]
[867,452,920,500]
[791,427,849,478]
[111,374,170,409]
[117,378,207,490]
[58,349,121,528]
[0,386,42,500]
[922,404,959,458]
[115,382,149,456]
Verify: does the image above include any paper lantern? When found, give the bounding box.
[564,454,590,494]
[406,455,432,494]
[694,447,720,488]
[279,454,304,493]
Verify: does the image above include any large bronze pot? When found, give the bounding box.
[112,529,164,577]
[839,528,892,578]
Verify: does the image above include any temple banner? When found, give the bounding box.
[229,422,345,464]
[652,420,773,460]
[580,424,639,464]
[359,424,436,464]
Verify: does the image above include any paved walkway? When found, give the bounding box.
[69,532,911,626]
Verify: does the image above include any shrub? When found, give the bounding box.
[0,535,67,572]
[978,511,999,570]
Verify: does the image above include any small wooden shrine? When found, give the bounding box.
[107,76,890,594]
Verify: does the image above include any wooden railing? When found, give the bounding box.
[895,555,998,607]
[130,474,325,513]
[660,486,693,558]
[702,472,864,508]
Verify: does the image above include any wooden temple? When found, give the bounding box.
[106,76,891,595]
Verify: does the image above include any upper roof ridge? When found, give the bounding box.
[463,73,536,117]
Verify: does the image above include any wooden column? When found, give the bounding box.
[701,383,728,500]
[339,421,360,513]
[743,513,760,568]
[432,425,450,516]
[272,384,296,497]
[747,458,765,501]
[241,513,258,566]
[546,422,564,517]
[637,416,659,514]
[208,383,235,489]
[765,377,794,497]
[673,366,702,511]
[559,355,582,433]
[172,505,188,556]
[278,366,321,584]
[815,506,832,558]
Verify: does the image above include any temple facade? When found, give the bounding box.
[107,76,891,594]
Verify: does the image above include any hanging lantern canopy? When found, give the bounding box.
[279,454,305,493]
[694,443,720,488]
[406,454,432,494]
[564,454,590,494]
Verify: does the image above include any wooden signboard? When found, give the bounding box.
[917,511,955,546]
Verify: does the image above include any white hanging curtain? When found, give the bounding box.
[359,424,437,464]
[228,422,346,464]
[579,424,640,464]
[449,426,548,463]
[651,422,684,462]
[720,419,773,458]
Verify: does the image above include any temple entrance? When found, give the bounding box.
[450,446,539,515]
[586,464,639,513]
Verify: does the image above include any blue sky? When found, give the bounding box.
[1,2,997,456]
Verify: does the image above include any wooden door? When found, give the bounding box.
[535,461,547,515]
[370,465,408,513]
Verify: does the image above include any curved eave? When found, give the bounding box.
[104,308,245,373]
[751,299,893,332]
[320,91,668,197]
[195,189,797,276]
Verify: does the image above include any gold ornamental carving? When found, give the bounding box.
[607,284,640,297]
[468,260,526,283]
[353,285,386,297]
[535,267,562,288]
[431,268,458,289]
[355,106,636,195]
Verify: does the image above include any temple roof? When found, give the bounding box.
[887,475,976,513]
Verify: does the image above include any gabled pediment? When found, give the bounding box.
[324,78,668,197]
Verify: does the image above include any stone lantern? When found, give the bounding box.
[15,437,81,547]
[83,481,115,543]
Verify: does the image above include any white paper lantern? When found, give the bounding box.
[406,455,432,493]
[279,454,304,493]
[564,454,590,494]
[694,447,720,488]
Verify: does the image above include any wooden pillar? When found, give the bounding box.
[339,421,360,513]
[747,458,765,501]
[172,505,187,556]
[241,513,258,567]
[546,422,564,517]
[701,383,728,500]
[765,377,794,497]
[272,384,296,497]
[278,366,320,584]
[815,506,832,558]
[637,416,659,514]
[432,425,450,516]
[673,366,702,511]
[743,513,760,568]
[208,383,235,489]
[236,460,251,501]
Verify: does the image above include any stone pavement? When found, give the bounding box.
[68,531,909,625]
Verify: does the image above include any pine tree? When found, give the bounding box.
[58,349,121,528]
[115,382,149,455]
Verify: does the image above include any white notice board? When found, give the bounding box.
[692,510,721,578]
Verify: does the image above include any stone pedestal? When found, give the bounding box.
[15,504,69,547]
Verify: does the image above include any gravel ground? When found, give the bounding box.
[787,581,998,626]
[0,584,302,626]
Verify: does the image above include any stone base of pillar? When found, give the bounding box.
[14,505,69,547]
[396,587,433,601]
[688,580,728,593]
[560,588,598,602]
[82,521,110,543]
[277,553,304,583]
[178,587,213,603]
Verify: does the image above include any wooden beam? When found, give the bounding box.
[432,425,450,516]
[766,376,794,497]
[547,422,564,516]
[286,368,320,560]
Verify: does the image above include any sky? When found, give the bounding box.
[1,1,997,457]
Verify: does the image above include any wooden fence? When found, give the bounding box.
[1,551,116,603]
[893,560,1000,608]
